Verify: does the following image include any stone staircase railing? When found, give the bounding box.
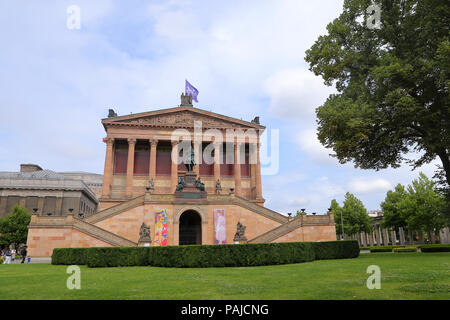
[248,217,303,243]
[85,194,145,224]
[232,195,288,224]
[73,218,137,247]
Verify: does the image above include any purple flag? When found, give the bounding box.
[185,80,199,102]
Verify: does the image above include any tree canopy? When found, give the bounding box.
[0,205,31,248]
[381,173,447,241]
[305,0,450,186]
[332,193,372,237]
[380,183,407,230]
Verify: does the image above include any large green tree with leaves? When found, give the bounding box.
[305,0,450,187]
[380,183,407,230]
[332,193,373,238]
[0,205,31,248]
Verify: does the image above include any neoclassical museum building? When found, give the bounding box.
[26,96,336,257]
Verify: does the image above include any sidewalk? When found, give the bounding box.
[4,257,52,264]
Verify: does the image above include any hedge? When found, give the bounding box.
[92,242,315,268]
[87,247,150,267]
[368,245,409,253]
[51,240,360,268]
[418,244,450,252]
[51,248,89,265]
[312,240,359,260]
[393,247,417,253]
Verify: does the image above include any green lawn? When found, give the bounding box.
[0,253,449,299]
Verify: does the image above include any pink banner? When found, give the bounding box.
[214,209,226,244]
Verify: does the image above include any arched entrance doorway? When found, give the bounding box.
[179,210,202,245]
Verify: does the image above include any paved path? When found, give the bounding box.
[3,257,51,264]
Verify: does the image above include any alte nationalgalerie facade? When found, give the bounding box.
[26,97,336,257]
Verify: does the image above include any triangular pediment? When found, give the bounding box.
[102,106,264,130]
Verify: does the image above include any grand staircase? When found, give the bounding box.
[85,194,145,224]
[73,218,137,246]
[74,192,307,246]
[248,216,303,243]
[232,195,288,224]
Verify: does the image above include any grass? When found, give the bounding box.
[0,252,449,300]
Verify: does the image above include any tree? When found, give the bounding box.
[330,199,344,238]
[305,0,450,187]
[332,193,372,238]
[380,183,407,230]
[0,205,31,248]
[399,173,446,243]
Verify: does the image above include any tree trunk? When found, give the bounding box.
[437,150,450,186]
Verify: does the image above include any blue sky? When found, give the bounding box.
[0,0,440,214]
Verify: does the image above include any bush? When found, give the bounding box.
[147,242,315,268]
[369,247,394,253]
[312,240,360,260]
[87,247,150,268]
[51,248,89,265]
[369,245,410,253]
[418,244,450,252]
[393,247,417,253]
[51,240,360,268]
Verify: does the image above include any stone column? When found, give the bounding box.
[125,138,136,198]
[369,232,374,246]
[194,141,201,177]
[383,228,390,245]
[255,142,263,200]
[399,227,406,244]
[171,141,179,193]
[249,143,257,199]
[149,139,158,181]
[213,142,221,189]
[101,137,114,198]
[390,229,397,246]
[440,227,450,244]
[376,226,383,246]
[55,197,63,216]
[37,197,45,216]
[361,232,366,246]
[234,142,242,196]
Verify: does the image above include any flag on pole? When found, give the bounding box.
[185,80,199,102]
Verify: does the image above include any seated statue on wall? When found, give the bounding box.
[139,222,151,242]
[233,221,247,242]
[194,177,205,192]
[176,176,187,192]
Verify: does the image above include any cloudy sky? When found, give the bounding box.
[0,0,440,214]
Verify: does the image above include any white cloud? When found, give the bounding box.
[265,68,335,121]
[348,178,392,195]
[295,128,340,166]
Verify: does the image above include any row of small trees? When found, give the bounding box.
[380,173,448,243]
[327,173,449,242]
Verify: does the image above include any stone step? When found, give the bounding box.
[73,218,137,247]
[85,194,145,224]
[248,217,303,243]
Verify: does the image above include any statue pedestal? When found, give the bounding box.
[138,240,151,247]
[174,172,207,203]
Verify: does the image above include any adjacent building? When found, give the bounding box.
[0,164,99,219]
